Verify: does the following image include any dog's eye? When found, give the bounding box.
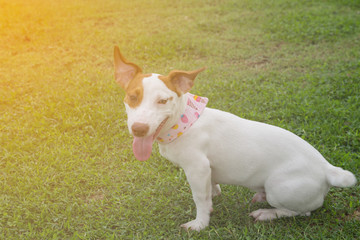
[158,99,168,104]
[129,95,138,102]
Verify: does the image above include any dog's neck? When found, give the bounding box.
[156,93,208,144]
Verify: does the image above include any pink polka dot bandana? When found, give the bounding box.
[157,93,208,144]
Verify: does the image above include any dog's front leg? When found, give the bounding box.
[180,155,212,232]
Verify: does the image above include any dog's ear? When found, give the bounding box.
[114,46,142,89]
[160,67,206,96]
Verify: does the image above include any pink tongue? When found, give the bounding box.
[132,135,154,161]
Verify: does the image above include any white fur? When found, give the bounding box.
[125,74,182,136]
[124,74,357,231]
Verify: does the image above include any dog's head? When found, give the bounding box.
[114,46,205,161]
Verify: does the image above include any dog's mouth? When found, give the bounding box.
[153,117,169,141]
[132,117,169,161]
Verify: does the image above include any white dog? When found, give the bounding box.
[113,47,357,231]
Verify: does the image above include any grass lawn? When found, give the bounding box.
[1,0,359,239]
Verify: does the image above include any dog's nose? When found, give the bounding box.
[131,122,150,137]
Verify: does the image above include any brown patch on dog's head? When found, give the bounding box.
[114,46,206,105]
[159,67,206,96]
[123,73,151,108]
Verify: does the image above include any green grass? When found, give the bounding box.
[1,0,359,239]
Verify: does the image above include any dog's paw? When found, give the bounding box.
[212,184,221,198]
[181,219,208,232]
[250,208,299,221]
[301,212,311,217]
[249,209,278,221]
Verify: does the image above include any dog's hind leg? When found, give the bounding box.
[250,169,326,221]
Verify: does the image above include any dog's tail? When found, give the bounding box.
[326,165,357,187]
